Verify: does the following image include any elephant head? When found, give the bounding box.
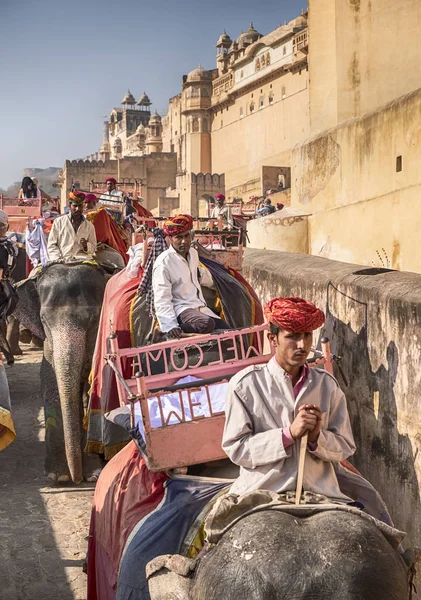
[14,264,106,483]
[147,511,414,600]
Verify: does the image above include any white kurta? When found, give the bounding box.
[222,357,356,501]
[47,214,97,262]
[152,245,217,333]
[210,205,234,229]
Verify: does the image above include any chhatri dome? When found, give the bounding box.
[148,112,162,124]
[216,30,232,47]
[121,89,136,105]
[187,65,212,82]
[138,91,151,107]
[237,22,262,48]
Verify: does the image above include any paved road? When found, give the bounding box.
[0,349,94,600]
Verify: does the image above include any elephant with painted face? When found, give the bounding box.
[14,262,108,483]
[147,510,416,600]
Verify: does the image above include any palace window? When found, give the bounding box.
[281,86,286,99]
[259,97,264,109]
[240,70,244,78]
[255,58,260,71]
[269,92,274,104]
[240,106,244,118]
[266,51,271,64]
[283,46,287,56]
[260,55,266,69]
[249,102,255,113]
[396,155,403,172]
[192,118,199,132]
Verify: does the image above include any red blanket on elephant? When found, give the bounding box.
[86,206,129,264]
[85,268,142,457]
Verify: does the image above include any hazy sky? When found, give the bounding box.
[0,0,305,188]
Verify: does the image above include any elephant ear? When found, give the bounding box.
[13,279,45,340]
[147,554,196,600]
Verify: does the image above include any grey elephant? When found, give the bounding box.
[14,262,108,483]
[147,510,416,600]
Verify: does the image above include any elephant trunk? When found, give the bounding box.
[52,326,87,484]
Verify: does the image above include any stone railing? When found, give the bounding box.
[212,72,234,97]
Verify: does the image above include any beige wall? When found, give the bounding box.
[292,87,421,272]
[211,70,309,200]
[309,0,421,134]
[60,155,177,212]
[247,208,309,253]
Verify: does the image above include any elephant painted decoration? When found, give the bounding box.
[14,262,108,483]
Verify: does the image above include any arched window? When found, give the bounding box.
[255,58,260,71]
[269,92,274,104]
[266,51,271,65]
[192,118,199,132]
[259,96,264,109]
[249,101,255,113]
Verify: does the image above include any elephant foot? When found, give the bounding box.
[85,468,102,483]
[30,336,44,349]
[19,329,33,345]
[46,472,57,481]
[11,346,23,356]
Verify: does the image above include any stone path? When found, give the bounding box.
[0,349,94,600]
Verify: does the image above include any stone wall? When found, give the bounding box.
[292,87,421,273]
[243,248,421,547]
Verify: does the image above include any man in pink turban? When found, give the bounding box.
[222,296,356,501]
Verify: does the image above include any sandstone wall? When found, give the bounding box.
[292,87,421,272]
[243,248,421,547]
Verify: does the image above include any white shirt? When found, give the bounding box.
[47,214,97,262]
[152,245,217,333]
[210,205,233,229]
[222,357,356,501]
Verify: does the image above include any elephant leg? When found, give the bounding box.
[6,316,22,355]
[30,335,44,349]
[41,338,69,481]
[19,325,32,345]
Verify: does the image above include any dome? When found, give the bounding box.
[186,65,212,82]
[136,123,146,134]
[148,112,162,124]
[216,31,232,47]
[287,15,307,29]
[237,22,261,48]
[138,91,151,106]
[121,89,136,105]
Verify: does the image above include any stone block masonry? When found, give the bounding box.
[243,248,421,548]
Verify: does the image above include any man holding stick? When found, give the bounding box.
[222,296,356,501]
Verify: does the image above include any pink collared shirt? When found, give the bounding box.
[282,364,317,449]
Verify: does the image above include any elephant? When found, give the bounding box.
[14,261,108,483]
[147,510,416,600]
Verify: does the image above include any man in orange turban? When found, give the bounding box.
[223,296,356,501]
[152,214,229,337]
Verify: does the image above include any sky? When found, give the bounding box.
[0,0,305,188]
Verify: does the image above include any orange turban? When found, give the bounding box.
[68,191,85,204]
[264,297,325,333]
[163,214,194,236]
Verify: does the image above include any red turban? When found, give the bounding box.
[264,297,325,333]
[105,177,117,185]
[163,214,194,236]
[85,193,97,205]
[68,191,85,204]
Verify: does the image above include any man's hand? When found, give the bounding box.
[80,238,88,252]
[167,327,183,339]
[290,404,322,440]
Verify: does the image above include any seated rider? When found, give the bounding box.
[207,194,234,230]
[152,214,230,338]
[47,192,97,262]
[222,297,356,501]
[98,177,125,224]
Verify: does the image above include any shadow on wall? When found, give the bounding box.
[322,283,420,538]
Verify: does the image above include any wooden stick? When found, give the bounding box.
[295,433,308,505]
